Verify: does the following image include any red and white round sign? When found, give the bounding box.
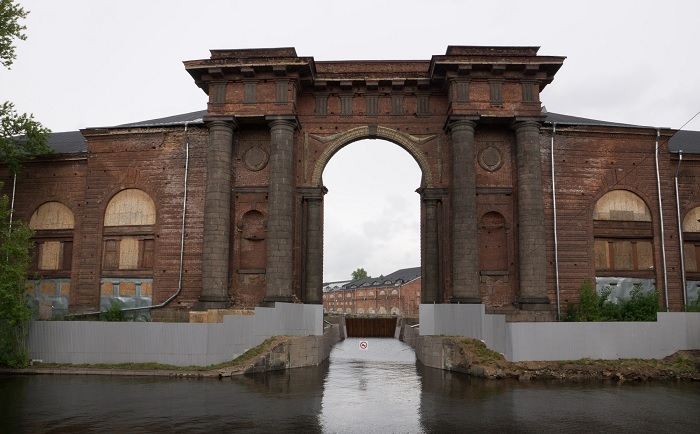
[359,341,369,350]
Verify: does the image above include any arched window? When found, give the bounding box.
[391,289,398,296]
[682,206,700,302]
[101,189,156,308]
[29,202,75,276]
[593,190,653,275]
[28,202,75,317]
[379,290,386,296]
[345,308,352,314]
[357,308,365,314]
[378,306,387,314]
[390,307,399,315]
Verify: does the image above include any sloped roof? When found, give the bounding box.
[42,110,700,155]
[543,112,700,154]
[667,130,700,154]
[115,110,207,128]
[47,130,88,154]
[345,266,421,290]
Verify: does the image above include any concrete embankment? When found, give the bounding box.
[405,333,700,382]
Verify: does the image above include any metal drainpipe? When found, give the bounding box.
[674,151,687,308]
[550,123,561,320]
[655,128,669,311]
[8,172,17,233]
[67,122,191,317]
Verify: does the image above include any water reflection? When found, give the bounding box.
[1,337,699,433]
[320,338,421,433]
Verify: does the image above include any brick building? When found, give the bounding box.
[2,46,699,320]
[323,267,421,316]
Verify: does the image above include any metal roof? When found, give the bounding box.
[345,266,421,290]
[43,110,700,155]
[46,130,88,154]
[114,110,207,128]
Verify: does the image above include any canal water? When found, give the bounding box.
[2,338,699,433]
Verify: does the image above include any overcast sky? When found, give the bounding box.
[2,0,698,282]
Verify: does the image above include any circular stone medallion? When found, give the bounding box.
[478,145,504,172]
[243,146,269,171]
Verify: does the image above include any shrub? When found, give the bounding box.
[686,296,700,313]
[564,279,660,322]
[100,300,125,322]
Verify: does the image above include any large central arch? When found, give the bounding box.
[310,125,436,188]
[184,46,564,311]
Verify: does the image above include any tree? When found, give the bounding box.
[0,0,51,367]
[351,268,370,281]
[0,181,33,367]
[0,0,28,69]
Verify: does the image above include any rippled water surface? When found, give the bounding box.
[2,338,699,433]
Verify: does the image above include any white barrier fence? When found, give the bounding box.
[419,304,700,362]
[27,303,323,367]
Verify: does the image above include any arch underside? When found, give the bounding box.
[310,125,436,188]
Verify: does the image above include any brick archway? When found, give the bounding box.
[310,125,435,188]
[184,46,563,310]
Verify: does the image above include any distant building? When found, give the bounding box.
[322,267,421,316]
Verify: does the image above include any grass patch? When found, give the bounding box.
[460,338,504,364]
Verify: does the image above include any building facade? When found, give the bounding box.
[2,46,699,320]
[323,267,421,316]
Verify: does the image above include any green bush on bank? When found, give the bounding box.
[564,278,660,322]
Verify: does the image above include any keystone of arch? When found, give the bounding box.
[310,125,435,187]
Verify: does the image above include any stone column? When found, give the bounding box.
[420,188,444,303]
[303,187,326,304]
[264,116,297,304]
[448,117,481,303]
[199,117,236,309]
[513,119,550,306]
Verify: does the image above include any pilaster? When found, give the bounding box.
[301,187,327,304]
[419,188,446,303]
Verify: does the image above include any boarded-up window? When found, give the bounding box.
[102,189,156,275]
[683,206,700,275]
[593,190,654,276]
[29,202,75,276]
[104,189,156,227]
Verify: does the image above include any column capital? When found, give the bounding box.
[417,187,448,203]
[203,115,238,130]
[265,114,299,131]
[445,115,479,133]
[299,186,328,201]
[511,117,544,132]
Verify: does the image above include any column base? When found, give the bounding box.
[450,297,482,304]
[195,296,232,310]
[262,296,295,307]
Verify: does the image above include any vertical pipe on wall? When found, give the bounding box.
[550,123,561,320]
[674,151,687,308]
[148,121,191,309]
[654,128,669,311]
